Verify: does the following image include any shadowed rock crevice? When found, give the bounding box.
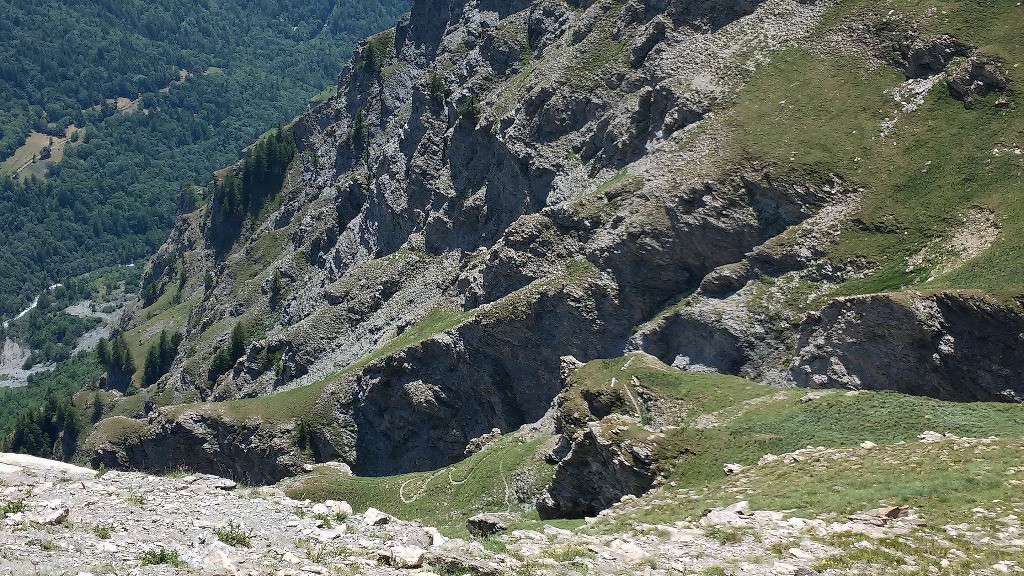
[633,314,746,374]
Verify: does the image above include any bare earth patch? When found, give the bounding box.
[906,207,1001,281]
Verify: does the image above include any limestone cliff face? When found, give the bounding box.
[788,292,1024,402]
[86,413,308,485]
[538,414,662,519]
[91,0,1024,485]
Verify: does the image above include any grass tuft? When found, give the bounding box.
[214,520,253,547]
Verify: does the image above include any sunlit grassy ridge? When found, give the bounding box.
[568,354,1024,486]
[727,0,1023,297]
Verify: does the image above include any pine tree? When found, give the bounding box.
[96,337,111,365]
[209,323,247,382]
[91,390,104,423]
[209,349,231,381]
[107,333,136,376]
[11,411,46,455]
[351,108,366,153]
[110,335,125,371]
[230,323,246,362]
[158,330,173,372]
[122,338,135,375]
[60,408,79,457]
[140,330,180,387]
[142,344,161,387]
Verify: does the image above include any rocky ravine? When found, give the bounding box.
[85,0,1023,510]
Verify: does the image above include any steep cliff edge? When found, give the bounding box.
[86,0,1023,492]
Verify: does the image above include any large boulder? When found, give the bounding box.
[467,513,513,537]
[947,56,1010,108]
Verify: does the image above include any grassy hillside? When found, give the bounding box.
[585,354,1024,574]
[726,0,1023,298]
[567,354,1024,488]
[286,434,562,538]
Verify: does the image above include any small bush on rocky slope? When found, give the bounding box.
[139,547,185,567]
[1,500,26,515]
[215,520,253,547]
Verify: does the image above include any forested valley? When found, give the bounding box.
[0,0,410,316]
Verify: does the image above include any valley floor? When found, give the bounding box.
[0,296,128,389]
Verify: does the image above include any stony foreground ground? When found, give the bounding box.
[0,451,833,576]
[1,454,468,576]
[8,438,1022,576]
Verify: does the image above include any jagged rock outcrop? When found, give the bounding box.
[629,188,864,385]
[789,292,1024,402]
[895,34,971,79]
[86,413,310,484]
[538,415,662,519]
[946,55,1011,108]
[535,352,666,519]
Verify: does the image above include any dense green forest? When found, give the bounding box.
[0,0,410,317]
[0,268,136,368]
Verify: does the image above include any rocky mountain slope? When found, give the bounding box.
[78,0,1022,538]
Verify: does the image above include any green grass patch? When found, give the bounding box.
[92,523,114,539]
[214,520,253,547]
[561,353,769,432]
[286,434,555,538]
[559,1,628,91]
[314,85,339,103]
[482,257,601,323]
[122,292,199,388]
[704,525,750,545]
[655,383,1024,488]
[585,355,1024,542]
[1,500,26,515]
[594,169,635,195]
[349,307,475,374]
[233,228,289,284]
